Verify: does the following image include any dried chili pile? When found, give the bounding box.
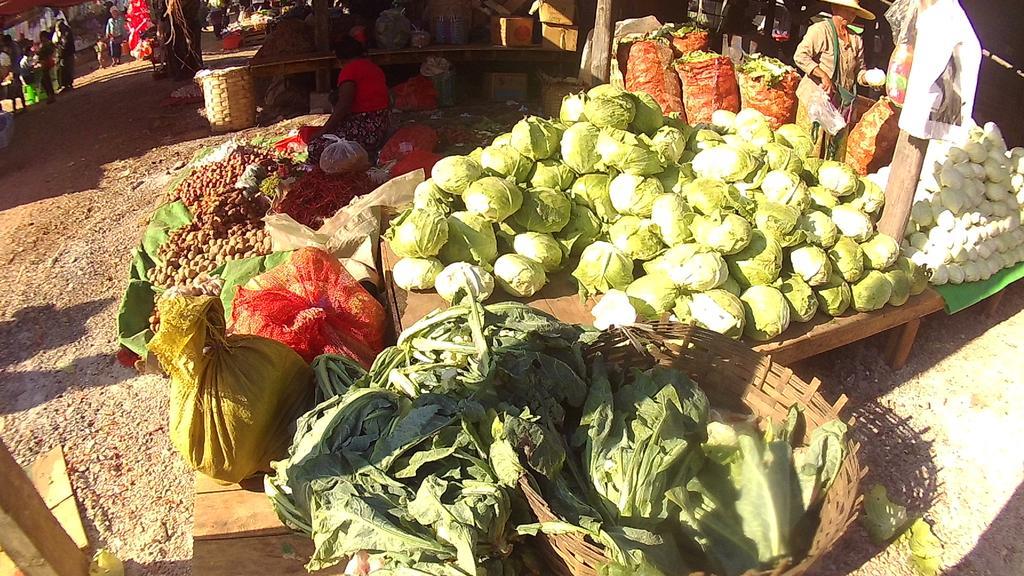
[274,168,375,229]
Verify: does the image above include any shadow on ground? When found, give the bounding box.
[952,481,1024,574]
[0,352,136,415]
[0,298,114,368]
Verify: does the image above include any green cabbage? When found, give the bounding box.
[831,205,874,242]
[740,285,791,341]
[778,274,818,323]
[692,145,759,182]
[610,174,664,217]
[597,129,662,175]
[386,208,449,258]
[625,274,679,319]
[651,193,693,246]
[493,254,547,297]
[808,186,839,210]
[583,94,636,129]
[690,128,725,152]
[609,216,664,261]
[789,244,832,286]
[719,275,742,296]
[573,241,635,298]
[797,210,840,248]
[761,171,811,212]
[727,230,783,287]
[649,126,688,165]
[434,262,494,303]
[754,202,801,244]
[480,145,533,183]
[492,132,512,147]
[628,92,665,135]
[412,179,452,213]
[462,176,523,222]
[570,174,618,223]
[433,155,483,194]
[510,116,563,161]
[555,204,602,256]
[528,160,575,191]
[817,161,859,197]
[895,256,928,296]
[849,177,885,215]
[827,237,865,283]
[683,178,737,216]
[561,122,603,174]
[685,289,746,339]
[512,232,563,272]
[512,187,572,233]
[884,269,911,306]
[392,257,444,291]
[763,142,804,174]
[859,234,900,271]
[851,270,893,312]
[775,124,813,158]
[560,92,588,123]
[438,211,498,265]
[691,212,753,255]
[815,271,852,316]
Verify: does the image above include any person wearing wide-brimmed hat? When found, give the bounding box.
[794,0,886,159]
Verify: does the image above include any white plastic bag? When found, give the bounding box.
[319,135,369,175]
[797,81,847,135]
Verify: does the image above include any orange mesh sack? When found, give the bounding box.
[846,98,901,175]
[737,56,800,129]
[674,52,740,125]
[230,247,386,366]
[619,37,684,115]
[670,27,710,56]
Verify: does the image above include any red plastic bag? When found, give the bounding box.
[274,126,321,154]
[391,149,442,177]
[392,76,439,111]
[230,248,386,366]
[675,55,740,125]
[618,38,683,115]
[378,123,439,165]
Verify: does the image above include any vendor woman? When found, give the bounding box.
[793,0,885,159]
[308,36,390,163]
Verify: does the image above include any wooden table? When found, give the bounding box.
[249,45,579,78]
[193,473,343,575]
[381,245,945,370]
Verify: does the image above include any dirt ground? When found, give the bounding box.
[1,44,1023,576]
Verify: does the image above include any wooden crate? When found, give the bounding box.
[537,0,575,25]
[541,23,579,51]
[490,16,535,46]
[381,243,945,368]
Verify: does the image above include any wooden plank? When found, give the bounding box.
[193,533,345,576]
[589,0,614,84]
[194,473,292,541]
[885,317,921,370]
[879,130,928,239]
[25,448,74,509]
[0,441,88,576]
[194,471,264,495]
[754,289,945,365]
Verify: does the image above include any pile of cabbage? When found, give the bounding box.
[386,85,927,342]
[900,121,1024,285]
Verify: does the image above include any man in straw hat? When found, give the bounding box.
[794,0,887,159]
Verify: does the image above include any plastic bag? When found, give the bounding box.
[230,247,386,366]
[738,68,800,129]
[796,80,847,135]
[392,75,439,111]
[374,8,411,50]
[391,149,442,178]
[617,38,683,115]
[846,98,901,175]
[148,295,313,483]
[378,123,439,165]
[674,55,740,125]
[671,29,710,55]
[319,135,369,175]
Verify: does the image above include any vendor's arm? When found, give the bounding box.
[794,23,834,94]
[318,81,356,136]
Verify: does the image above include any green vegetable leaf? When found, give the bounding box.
[862,484,911,545]
[904,518,943,576]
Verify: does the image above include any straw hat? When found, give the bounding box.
[821,0,875,21]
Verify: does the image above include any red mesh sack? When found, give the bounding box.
[391,149,442,178]
[675,55,740,125]
[846,98,901,175]
[379,123,439,165]
[392,76,439,111]
[230,248,386,367]
[618,38,683,115]
[738,70,800,130]
[670,30,710,56]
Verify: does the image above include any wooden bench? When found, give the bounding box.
[381,244,946,370]
[248,45,579,78]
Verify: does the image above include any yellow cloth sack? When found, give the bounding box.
[149,295,313,483]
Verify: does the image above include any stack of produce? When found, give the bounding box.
[736,54,800,129]
[385,84,927,342]
[267,300,851,575]
[271,168,376,229]
[902,122,1024,285]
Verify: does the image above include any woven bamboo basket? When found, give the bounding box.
[198,66,256,133]
[522,322,865,576]
[541,78,585,118]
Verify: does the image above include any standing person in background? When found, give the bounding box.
[36,31,57,103]
[1,35,26,111]
[107,7,127,65]
[793,0,885,159]
[53,18,75,91]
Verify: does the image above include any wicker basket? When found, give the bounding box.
[523,322,865,576]
[198,66,256,133]
[541,78,585,118]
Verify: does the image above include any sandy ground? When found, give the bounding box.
[1,45,1023,576]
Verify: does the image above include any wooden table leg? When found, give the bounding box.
[983,291,1005,317]
[885,318,921,370]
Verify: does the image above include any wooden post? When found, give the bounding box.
[589,0,614,85]
[312,0,331,92]
[878,130,929,239]
[0,441,89,576]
